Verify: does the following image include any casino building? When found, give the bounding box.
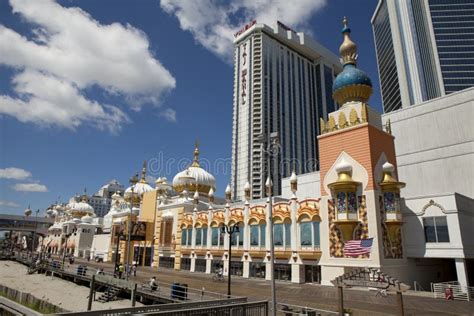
[140,18,440,286]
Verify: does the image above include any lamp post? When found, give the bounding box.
[114,223,124,275]
[62,233,71,269]
[221,223,240,298]
[258,131,279,316]
[31,209,40,254]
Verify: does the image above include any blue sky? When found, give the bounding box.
[0,0,379,215]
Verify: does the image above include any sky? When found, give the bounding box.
[0,0,380,216]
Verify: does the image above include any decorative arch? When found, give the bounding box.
[273,202,291,222]
[298,199,321,222]
[249,205,266,223]
[195,211,208,226]
[419,199,447,216]
[210,220,223,227]
[248,218,266,225]
[229,208,244,223]
[211,210,225,224]
[182,214,193,227]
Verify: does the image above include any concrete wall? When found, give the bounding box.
[382,88,474,199]
[281,171,320,199]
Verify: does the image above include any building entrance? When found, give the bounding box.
[304,265,321,283]
[250,262,266,279]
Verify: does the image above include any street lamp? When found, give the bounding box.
[31,209,40,254]
[221,223,240,298]
[257,131,279,316]
[114,223,125,275]
[62,233,72,269]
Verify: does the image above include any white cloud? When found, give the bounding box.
[0,0,176,131]
[160,0,327,61]
[0,167,32,180]
[0,200,20,207]
[12,183,48,192]
[159,108,177,122]
[1,70,130,133]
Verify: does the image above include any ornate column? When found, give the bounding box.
[242,182,251,279]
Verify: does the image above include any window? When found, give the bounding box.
[273,222,291,248]
[300,221,320,248]
[181,228,187,246]
[336,192,358,214]
[211,226,224,247]
[250,223,266,248]
[230,223,244,247]
[195,228,202,246]
[423,217,449,243]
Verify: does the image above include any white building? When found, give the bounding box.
[382,88,474,287]
[88,180,124,217]
[231,21,342,200]
[371,0,474,113]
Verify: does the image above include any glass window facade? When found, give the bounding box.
[423,216,450,242]
[372,0,403,113]
[300,221,320,248]
[429,0,474,94]
[273,223,291,247]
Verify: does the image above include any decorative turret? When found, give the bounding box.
[328,159,361,241]
[332,17,373,107]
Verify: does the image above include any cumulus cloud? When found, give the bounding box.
[0,0,176,131]
[0,167,32,180]
[0,200,20,207]
[160,0,327,61]
[12,183,48,192]
[159,108,177,122]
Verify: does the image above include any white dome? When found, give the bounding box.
[81,215,93,224]
[382,161,395,173]
[335,158,352,174]
[125,181,154,197]
[173,166,216,194]
[72,201,94,213]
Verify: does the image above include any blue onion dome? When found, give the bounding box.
[332,17,373,106]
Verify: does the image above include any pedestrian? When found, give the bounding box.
[149,276,158,291]
[132,264,137,277]
[118,263,124,279]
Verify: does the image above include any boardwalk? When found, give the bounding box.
[71,258,474,316]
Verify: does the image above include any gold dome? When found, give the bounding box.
[339,17,357,65]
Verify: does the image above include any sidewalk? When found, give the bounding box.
[72,258,473,316]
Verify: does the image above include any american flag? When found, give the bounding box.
[343,238,373,257]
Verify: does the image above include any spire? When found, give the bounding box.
[339,17,357,65]
[191,140,200,167]
[140,160,147,182]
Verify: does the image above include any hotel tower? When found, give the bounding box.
[231,21,342,200]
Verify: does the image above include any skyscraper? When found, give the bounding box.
[372,0,474,113]
[231,21,342,200]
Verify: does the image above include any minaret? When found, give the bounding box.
[317,17,406,285]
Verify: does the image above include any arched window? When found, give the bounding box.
[273,217,291,248]
[229,221,244,247]
[298,214,320,248]
[249,219,266,248]
[181,225,192,247]
[195,224,208,247]
[210,222,224,247]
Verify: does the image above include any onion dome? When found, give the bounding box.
[173,142,216,195]
[24,205,32,217]
[125,161,154,202]
[332,17,372,107]
[69,192,95,218]
[81,214,93,224]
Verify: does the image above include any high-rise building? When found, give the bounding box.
[231,21,342,200]
[372,0,474,113]
[87,180,124,217]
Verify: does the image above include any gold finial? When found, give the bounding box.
[140,160,147,182]
[191,140,200,167]
[339,16,357,65]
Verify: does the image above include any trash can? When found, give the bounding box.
[171,282,180,299]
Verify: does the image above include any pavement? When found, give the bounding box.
[57,256,474,316]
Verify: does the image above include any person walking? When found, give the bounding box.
[118,263,124,279]
[132,264,137,277]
